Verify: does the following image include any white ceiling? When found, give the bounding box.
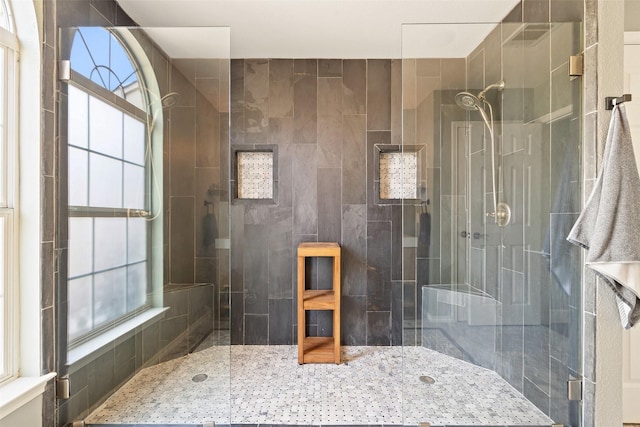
[116,0,520,59]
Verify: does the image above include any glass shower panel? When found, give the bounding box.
[57,26,231,426]
[402,22,582,427]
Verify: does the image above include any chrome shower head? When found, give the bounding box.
[455,91,481,111]
[160,92,180,109]
[477,80,505,101]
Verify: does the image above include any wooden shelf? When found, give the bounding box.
[303,290,335,310]
[301,337,336,363]
[297,242,341,364]
[298,242,340,257]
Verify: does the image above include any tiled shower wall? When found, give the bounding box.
[230,59,405,345]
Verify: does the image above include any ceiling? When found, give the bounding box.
[115,0,521,59]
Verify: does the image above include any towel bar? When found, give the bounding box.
[605,93,632,110]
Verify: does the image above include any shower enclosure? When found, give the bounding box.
[54,12,584,427]
[401,21,583,427]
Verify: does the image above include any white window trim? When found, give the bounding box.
[13,0,42,381]
[0,0,58,420]
[0,11,18,387]
[0,372,56,419]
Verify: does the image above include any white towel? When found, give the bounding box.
[567,104,640,329]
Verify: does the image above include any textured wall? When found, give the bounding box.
[593,2,624,427]
[230,59,405,346]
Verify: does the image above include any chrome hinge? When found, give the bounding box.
[418,423,431,427]
[551,424,564,427]
[569,55,583,77]
[56,376,70,400]
[58,59,71,82]
[567,378,583,401]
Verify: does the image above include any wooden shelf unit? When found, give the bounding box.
[297,242,341,364]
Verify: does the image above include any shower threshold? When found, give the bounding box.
[84,344,553,427]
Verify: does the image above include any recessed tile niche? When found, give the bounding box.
[375,145,424,202]
[379,152,418,199]
[232,146,278,203]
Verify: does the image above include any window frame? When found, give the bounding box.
[66,29,154,349]
[0,8,19,385]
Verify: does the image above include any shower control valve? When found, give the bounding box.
[486,202,512,227]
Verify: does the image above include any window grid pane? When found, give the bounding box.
[68,217,93,278]
[0,2,9,31]
[68,147,88,207]
[89,153,123,208]
[123,164,145,209]
[123,105,145,166]
[89,95,123,158]
[68,85,89,149]
[93,217,127,272]
[93,267,126,328]
[127,218,147,263]
[70,28,145,110]
[0,47,6,208]
[68,276,93,342]
[0,216,6,377]
[127,262,147,312]
[0,32,14,382]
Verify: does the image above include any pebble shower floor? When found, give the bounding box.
[84,343,553,426]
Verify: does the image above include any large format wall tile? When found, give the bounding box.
[245,59,270,143]
[342,115,367,205]
[318,77,343,167]
[231,59,402,345]
[342,204,367,296]
[343,60,366,114]
[294,59,318,144]
[269,59,294,118]
[170,197,195,283]
[367,60,391,131]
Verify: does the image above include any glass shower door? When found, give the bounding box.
[402,21,583,427]
[56,26,231,426]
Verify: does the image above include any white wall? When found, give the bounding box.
[0,396,43,427]
[622,36,640,423]
[595,1,624,426]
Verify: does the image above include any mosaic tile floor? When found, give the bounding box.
[85,344,553,426]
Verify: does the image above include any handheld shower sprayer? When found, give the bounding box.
[455,80,510,227]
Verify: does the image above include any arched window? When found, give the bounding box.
[67,27,154,345]
[0,0,17,383]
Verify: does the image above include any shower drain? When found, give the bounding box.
[192,374,208,383]
[419,375,435,384]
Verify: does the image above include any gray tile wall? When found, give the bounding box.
[230,59,403,345]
